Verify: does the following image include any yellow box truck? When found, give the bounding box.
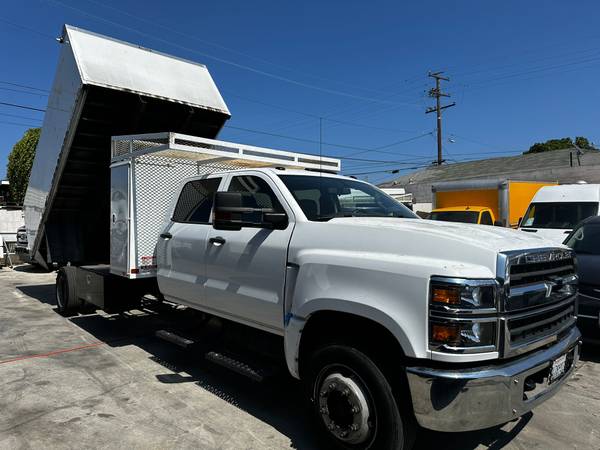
[430,179,557,227]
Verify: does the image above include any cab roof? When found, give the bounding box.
[533,184,600,203]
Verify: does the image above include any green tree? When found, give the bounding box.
[575,136,594,150]
[524,136,596,154]
[525,137,573,154]
[6,128,40,204]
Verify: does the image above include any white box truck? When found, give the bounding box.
[27,26,582,450]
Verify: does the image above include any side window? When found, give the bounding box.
[227,175,284,212]
[480,211,493,225]
[172,177,221,223]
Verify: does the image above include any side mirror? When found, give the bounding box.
[213,192,248,231]
[213,192,288,230]
[263,212,288,230]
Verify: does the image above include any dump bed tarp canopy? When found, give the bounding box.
[24,25,230,268]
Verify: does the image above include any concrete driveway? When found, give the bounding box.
[1,266,599,449]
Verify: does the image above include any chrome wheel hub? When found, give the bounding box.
[318,373,371,444]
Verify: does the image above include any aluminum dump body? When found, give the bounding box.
[24,25,230,268]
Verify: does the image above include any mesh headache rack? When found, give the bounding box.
[109,132,341,279]
[111,132,341,172]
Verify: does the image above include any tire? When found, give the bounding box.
[56,267,79,315]
[306,344,415,450]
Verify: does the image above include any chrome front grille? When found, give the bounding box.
[497,248,578,358]
[507,299,575,348]
[509,257,576,287]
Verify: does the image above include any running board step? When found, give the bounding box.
[205,351,268,382]
[155,330,195,349]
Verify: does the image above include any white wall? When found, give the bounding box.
[0,208,24,241]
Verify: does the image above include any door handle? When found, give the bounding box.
[209,236,226,246]
[160,232,172,239]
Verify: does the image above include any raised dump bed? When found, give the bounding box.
[24,25,230,268]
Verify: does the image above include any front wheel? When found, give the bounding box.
[306,344,415,450]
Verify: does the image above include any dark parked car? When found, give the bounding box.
[564,216,600,338]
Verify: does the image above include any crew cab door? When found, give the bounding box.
[204,173,294,333]
[156,176,224,307]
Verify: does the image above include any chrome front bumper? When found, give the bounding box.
[406,326,581,432]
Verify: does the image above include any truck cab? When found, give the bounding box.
[429,206,496,225]
[153,164,581,449]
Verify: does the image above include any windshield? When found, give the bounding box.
[565,223,600,255]
[278,175,418,221]
[521,202,598,229]
[429,210,479,224]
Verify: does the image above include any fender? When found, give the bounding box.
[283,300,415,379]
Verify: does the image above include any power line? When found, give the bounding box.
[0,18,56,40]
[0,81,50,93]
[345,164,432,176]
[0,102,46,112]
[222,89,424,134]
[224,124,431,156]
[0,86,48,97]
[344,131,434,158]
[0,100,431,164]
[0,112,43,122]
[79,0,411,98]
[0,120,41,128]
[461,53,600,90]
[44,0,423,108]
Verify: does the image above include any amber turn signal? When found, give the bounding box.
[431,286,461,305]
[431,323,459,344]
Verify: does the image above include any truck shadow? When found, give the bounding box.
[19,283,533,450]
[580,342,600,363]
[416,413,532,450]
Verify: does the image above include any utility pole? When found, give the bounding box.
[426,72,456,165]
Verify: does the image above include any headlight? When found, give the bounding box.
[430,278,496,310]
[429,277,499,353]
[430,320,497,349]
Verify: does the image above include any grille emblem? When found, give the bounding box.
[525,250,571,264]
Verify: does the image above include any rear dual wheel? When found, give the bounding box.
[55,267,80,315]
[306,344,415,450]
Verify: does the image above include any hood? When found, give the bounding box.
[328,217,560,252]
[290,217,566,280]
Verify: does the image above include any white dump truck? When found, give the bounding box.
[26,26,581,450]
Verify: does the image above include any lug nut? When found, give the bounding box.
[328,383,337,390]
[339,430,348,438]
[319,407,328,414]
[320,390,327,397]
[351,406,360,414]
[341,388,350,397]
[351,424,359,431]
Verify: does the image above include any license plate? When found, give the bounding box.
[549,354,567,384]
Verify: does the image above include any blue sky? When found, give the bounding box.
[1,0,599,184]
